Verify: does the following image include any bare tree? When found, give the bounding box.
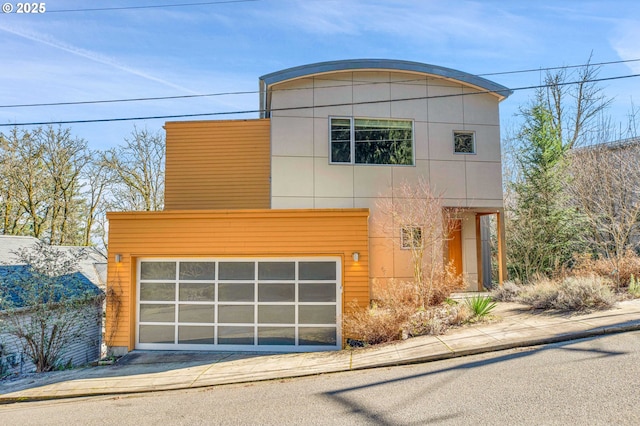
[103,127,165,211]
[567,110,640,282]
[376,178,464,307]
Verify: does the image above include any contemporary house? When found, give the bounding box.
[106,59,511,354]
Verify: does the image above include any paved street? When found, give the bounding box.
[2,330,640,425]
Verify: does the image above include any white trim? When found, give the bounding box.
[136,257,342,352]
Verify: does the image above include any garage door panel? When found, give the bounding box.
[218,283,254,302]
[178,326,214,344]
[218,326,254,345]
[136,257,341,351]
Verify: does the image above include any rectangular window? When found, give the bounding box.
[454,131,475,154]
[401,226,423,249]
[330,117,413,165]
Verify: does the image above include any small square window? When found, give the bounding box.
[454,132,475,154]
[401,226,423,249]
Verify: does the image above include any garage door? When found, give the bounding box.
[136,258,341,351]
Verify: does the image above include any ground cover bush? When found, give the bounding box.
[491,275,617,311]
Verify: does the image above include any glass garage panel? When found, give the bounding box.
[138,258,340,351]
[258,305,295,324]
[178,326,214,344]
[299,283,336,302]
[140,262,176,280]
[179,262,215,280]
[218,283,254,302]
[299,262,336,280]
[179,283,215,301]
[139,325,175,344]
[178,304,215,323]
[140,282,175,301]
[219,262,254,280]
[258,262,295,280]
[218,326,254,345]
[258,284,295,302]
[218,305,254,323]
[299,327,337,346]
[140,304,175,322]
[258,327,295,345]
[299,305,336,324]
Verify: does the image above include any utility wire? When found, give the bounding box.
[2,58,639,110]
[2,73,639,127]
[46,0,259,13]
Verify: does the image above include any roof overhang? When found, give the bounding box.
[259,59,513,117]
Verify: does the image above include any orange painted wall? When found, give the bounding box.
[164,119,271,210]
[106,208,369,350]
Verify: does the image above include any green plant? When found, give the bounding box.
[465,295,497,318]
[628,275,640,297]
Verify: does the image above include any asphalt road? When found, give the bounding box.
[2,331,640,425]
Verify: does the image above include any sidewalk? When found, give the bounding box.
[2,300,640,404]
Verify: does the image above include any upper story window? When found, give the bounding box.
[454,131,475,154]
[330,117,414,165]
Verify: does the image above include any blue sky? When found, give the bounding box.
[1,0,639,149]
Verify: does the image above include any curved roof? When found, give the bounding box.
[259,59,513,99]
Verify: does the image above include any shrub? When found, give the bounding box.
[490,281,522,302]
[518,276,615,311]
[573,251,640,288]
[403,303,471,338]
[465,295,497,318]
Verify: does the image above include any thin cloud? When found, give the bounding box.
[0,24,198,94]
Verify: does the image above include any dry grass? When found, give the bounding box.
[517,276,616,311]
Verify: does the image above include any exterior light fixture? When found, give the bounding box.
[115,254,122,263]
[352,252,359,262]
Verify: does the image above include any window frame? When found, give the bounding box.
[453,131,476,155]
[329,116,415,166]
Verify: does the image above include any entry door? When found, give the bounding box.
[448,219,463,276]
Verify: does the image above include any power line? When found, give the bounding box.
[2,72,639,128]
[2,58,639,110]
[47,0,259,13]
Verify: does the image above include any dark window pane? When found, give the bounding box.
[140,262,176,280]
[178,304,215,323]
[258,262,295,280]
[140,304,175,322]
[299,262,336,280]
[219,262,255,280]
[258,327,295,345]
[140,282,175,301]
[178,326,214,344]
[299,283,336,302]
[330,118,351,163]
[139,325,175,344]
[299,305,336,324]
[258,305,295,324]
[454,132,475,154]
[219,283,254,302]
[299,327,337,346]
[218,305,254,323]
[354,119,413,165]
[258,284,295,302]
[179,283,215,302]
[218,326,254,345]
[179,262,215,280]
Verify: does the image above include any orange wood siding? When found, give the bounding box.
[164,119,271,210]
[106,208,369,350]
